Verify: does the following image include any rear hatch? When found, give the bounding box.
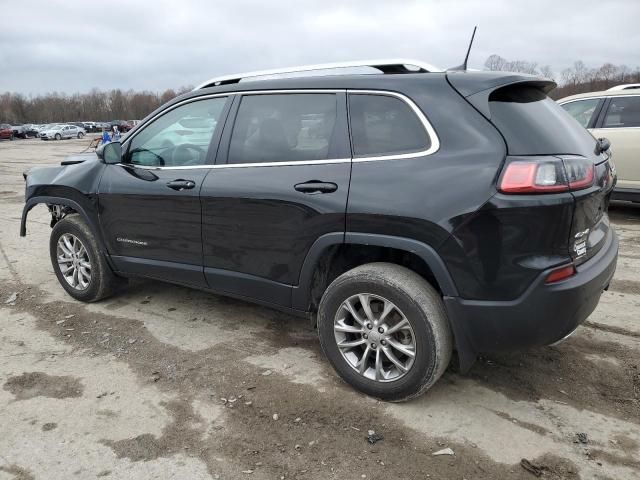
[448,73,615,264]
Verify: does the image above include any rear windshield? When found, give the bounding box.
[489,85,597,156]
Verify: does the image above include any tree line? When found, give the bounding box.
[2,56,639,124]
[0,86,192,124]
[484,54,640,99]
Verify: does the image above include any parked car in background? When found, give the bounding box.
[0,123,13,140]
[21,59,618,401]
[82,122,99,132]
[39,124,86,140]
[22,124,40,137]
[559,88,640,202]
[11,124,27,139]
[110,120,132,132]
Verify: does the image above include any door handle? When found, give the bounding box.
[166,179,196,191]
[294,181,338,194]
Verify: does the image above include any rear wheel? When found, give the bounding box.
[318,263,452,401]
[77,132,84,139]
[9,134,14,141]
[50,215,123,302]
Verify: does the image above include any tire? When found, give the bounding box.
[9,134,14,141]
[55,133,62,141]
[49,215,122,302]
[77,132,84,139]
[317,262,453,402]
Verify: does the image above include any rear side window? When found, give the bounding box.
[603,96,640,128]
[348,94,430,157]
[228,93,337,164]
[489,85,596,156]
[560,98,600,128]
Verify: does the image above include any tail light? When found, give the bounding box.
[499,157,594,194]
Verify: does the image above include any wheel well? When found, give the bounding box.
[307,244,442,313]
[47,203,78,228]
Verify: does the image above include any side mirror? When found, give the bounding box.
[97,142,123,164]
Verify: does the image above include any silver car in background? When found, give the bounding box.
[39,124,86,141]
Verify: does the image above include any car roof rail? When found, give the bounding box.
[607,83,640,91]
[194,58,443,90]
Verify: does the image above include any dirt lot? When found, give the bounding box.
[0,137,639,480]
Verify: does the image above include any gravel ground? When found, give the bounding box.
[0,137,639,480]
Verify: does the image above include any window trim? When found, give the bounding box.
[558,97,604,129]
[120,88,439,170]
[348,90,439,162]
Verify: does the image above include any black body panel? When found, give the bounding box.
[98,164,210,287]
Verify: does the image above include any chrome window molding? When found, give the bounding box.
[120,88,439,170]
[348,89,440,161]
[117,158,352,171]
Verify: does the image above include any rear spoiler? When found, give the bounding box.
[446,71,556,119]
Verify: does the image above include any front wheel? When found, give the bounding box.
[77,132,84,139]
[55,133,62,140]
[318,263,453,402]
[50,215,123,302]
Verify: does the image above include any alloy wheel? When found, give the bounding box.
[56,233,92,290]
[334,293,416,382]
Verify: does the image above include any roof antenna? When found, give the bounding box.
[449,26,477,71]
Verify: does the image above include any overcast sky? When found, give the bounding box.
[1,0,639,95]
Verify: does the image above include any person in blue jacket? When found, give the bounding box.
[101,129,111,145]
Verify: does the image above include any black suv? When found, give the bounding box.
[21,60,618,401]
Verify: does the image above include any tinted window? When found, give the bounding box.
[489,85,596,156]
[560,98,600,128]
[348,94,429,157]
[127,97,226,167]
[229,94,337,164]
[603,96,640,128]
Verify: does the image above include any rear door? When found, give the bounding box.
[98,95,230,286]
[591,95,640,190]
[200,91,351,307]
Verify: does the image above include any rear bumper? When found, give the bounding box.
[445,228,618,357]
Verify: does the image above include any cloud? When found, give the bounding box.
[1,0,638,94]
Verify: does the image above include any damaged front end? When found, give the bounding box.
[20,153,104,237]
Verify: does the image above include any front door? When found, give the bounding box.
[201,92,351,307]
[98,95,230,287]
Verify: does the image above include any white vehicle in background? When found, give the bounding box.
[39,124,86,141]
[559,86,640,202]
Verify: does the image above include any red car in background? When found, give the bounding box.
[0,124,14,140]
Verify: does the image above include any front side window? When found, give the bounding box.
[228,93,337,164]
[603,96,640,128]
[127,97,227,167]
[560,98,600,128]
[348,94,430,157]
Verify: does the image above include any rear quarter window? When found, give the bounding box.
[489,85,596,156]
[348,93,430,157]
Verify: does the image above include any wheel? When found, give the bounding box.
[77,132,84,139]
[9,134,13,141]
[317,263,453,402]
[49,215,123,302]
[55,133,62,140]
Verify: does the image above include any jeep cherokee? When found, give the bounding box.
[20,59,618,401]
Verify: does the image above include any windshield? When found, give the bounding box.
[489,85,597,156]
